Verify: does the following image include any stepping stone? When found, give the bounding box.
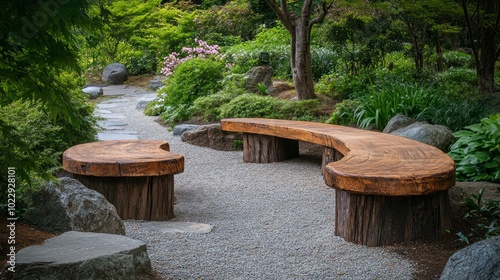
[95,109,113,114]
[97,103,120,109]
[96,113,127,119]
[9,231,153,279]
[97,132,138,141]
[100,98,130,104]
[141,222,214,234]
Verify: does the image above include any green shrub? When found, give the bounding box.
[435,67,479,99]
[191,92,236,122]
[144,100,164,116]
[160,58,225,107]
[448,114,500,183]
[219,94,319,120]
[219,94,285,119]
[124,49,158,75]
[325,99,360,126]
[0,97,96,214]
[161,104,192,128]
[443,51,474,68]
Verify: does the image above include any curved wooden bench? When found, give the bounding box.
[220,118,456,246]
[63,140,184,221]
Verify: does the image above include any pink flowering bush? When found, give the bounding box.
[161,38,222,76]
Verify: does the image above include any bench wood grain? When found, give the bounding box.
[220,118,455,246]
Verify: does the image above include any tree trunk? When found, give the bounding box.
[265,0,332,100]
[435,32,445,72]
[292,19,315,100]
[478,0,497,94]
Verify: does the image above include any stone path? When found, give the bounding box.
[95,85,157,141]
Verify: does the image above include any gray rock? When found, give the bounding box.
[141,222,214,234]
[82,86,103,99]
[102,63,128,85]
[390,122,454,152]
[181,123,242,151]
[383,114,417,133]
[173,124,200,136]
[24,177,125,235]
[7,231,152,280]
[148,79,164,90]
[440,236,500,280]
[135,96,158,110]
[244,66,274,94]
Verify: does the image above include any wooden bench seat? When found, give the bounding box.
[220,118,456,246]
[63,140,184,221]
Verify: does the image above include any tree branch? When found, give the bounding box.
[265,0,294,31]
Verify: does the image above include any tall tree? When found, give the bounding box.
[265,0,334,100]
[462,0,500,94]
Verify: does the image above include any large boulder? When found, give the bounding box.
[181,123,242,151]
[102,63,128,85]
[6,231,153,280]
[244,65,274,94]
[440,236,500,280]
[173,124,200,136]
[387,119,454,152]
[383,114,417,133]
[24,177,125,235]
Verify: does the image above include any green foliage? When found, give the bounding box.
[219,94,318,120]
[161,104,192,128]
[0,95,96,214]
[457,188,500,244]
[124,49,158,75]
[226,25,336,80]
[81,0,195,72]
[448,114,500,183]
[144,100,164,116]
[326,99,361,126]
[435,67,479,99]
[354,81,438,130]
[161,58,225,108]
[443,51,474,68]
[194,0,260,44]
[191,93,236,122]
[423,97,488,132]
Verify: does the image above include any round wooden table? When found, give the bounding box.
[62,140,184,220]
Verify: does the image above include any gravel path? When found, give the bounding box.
[97,85,415,280]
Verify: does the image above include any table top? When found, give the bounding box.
[63,140,184,177]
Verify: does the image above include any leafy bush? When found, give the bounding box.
[124,49,158,75]
[160,58,225,108]
[443,51,474,68]
[435,67,479,99]
[219,94,319,120]
[325,99,361,126]
[448,114,500,183]
[191,92,236,122]
[0,97,96,214]
[161,104,192,128]
[354,81,438,130]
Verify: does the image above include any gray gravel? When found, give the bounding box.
[100,85,416,280]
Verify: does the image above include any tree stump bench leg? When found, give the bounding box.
[243,133,299,163]
[335,189,452,246]
[322,147,344,176]
[73,174,176,221]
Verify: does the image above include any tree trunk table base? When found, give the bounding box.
[62,140,184,221]
[243,133,299,163]
[73,174,175,220]
[335,189,452,247]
